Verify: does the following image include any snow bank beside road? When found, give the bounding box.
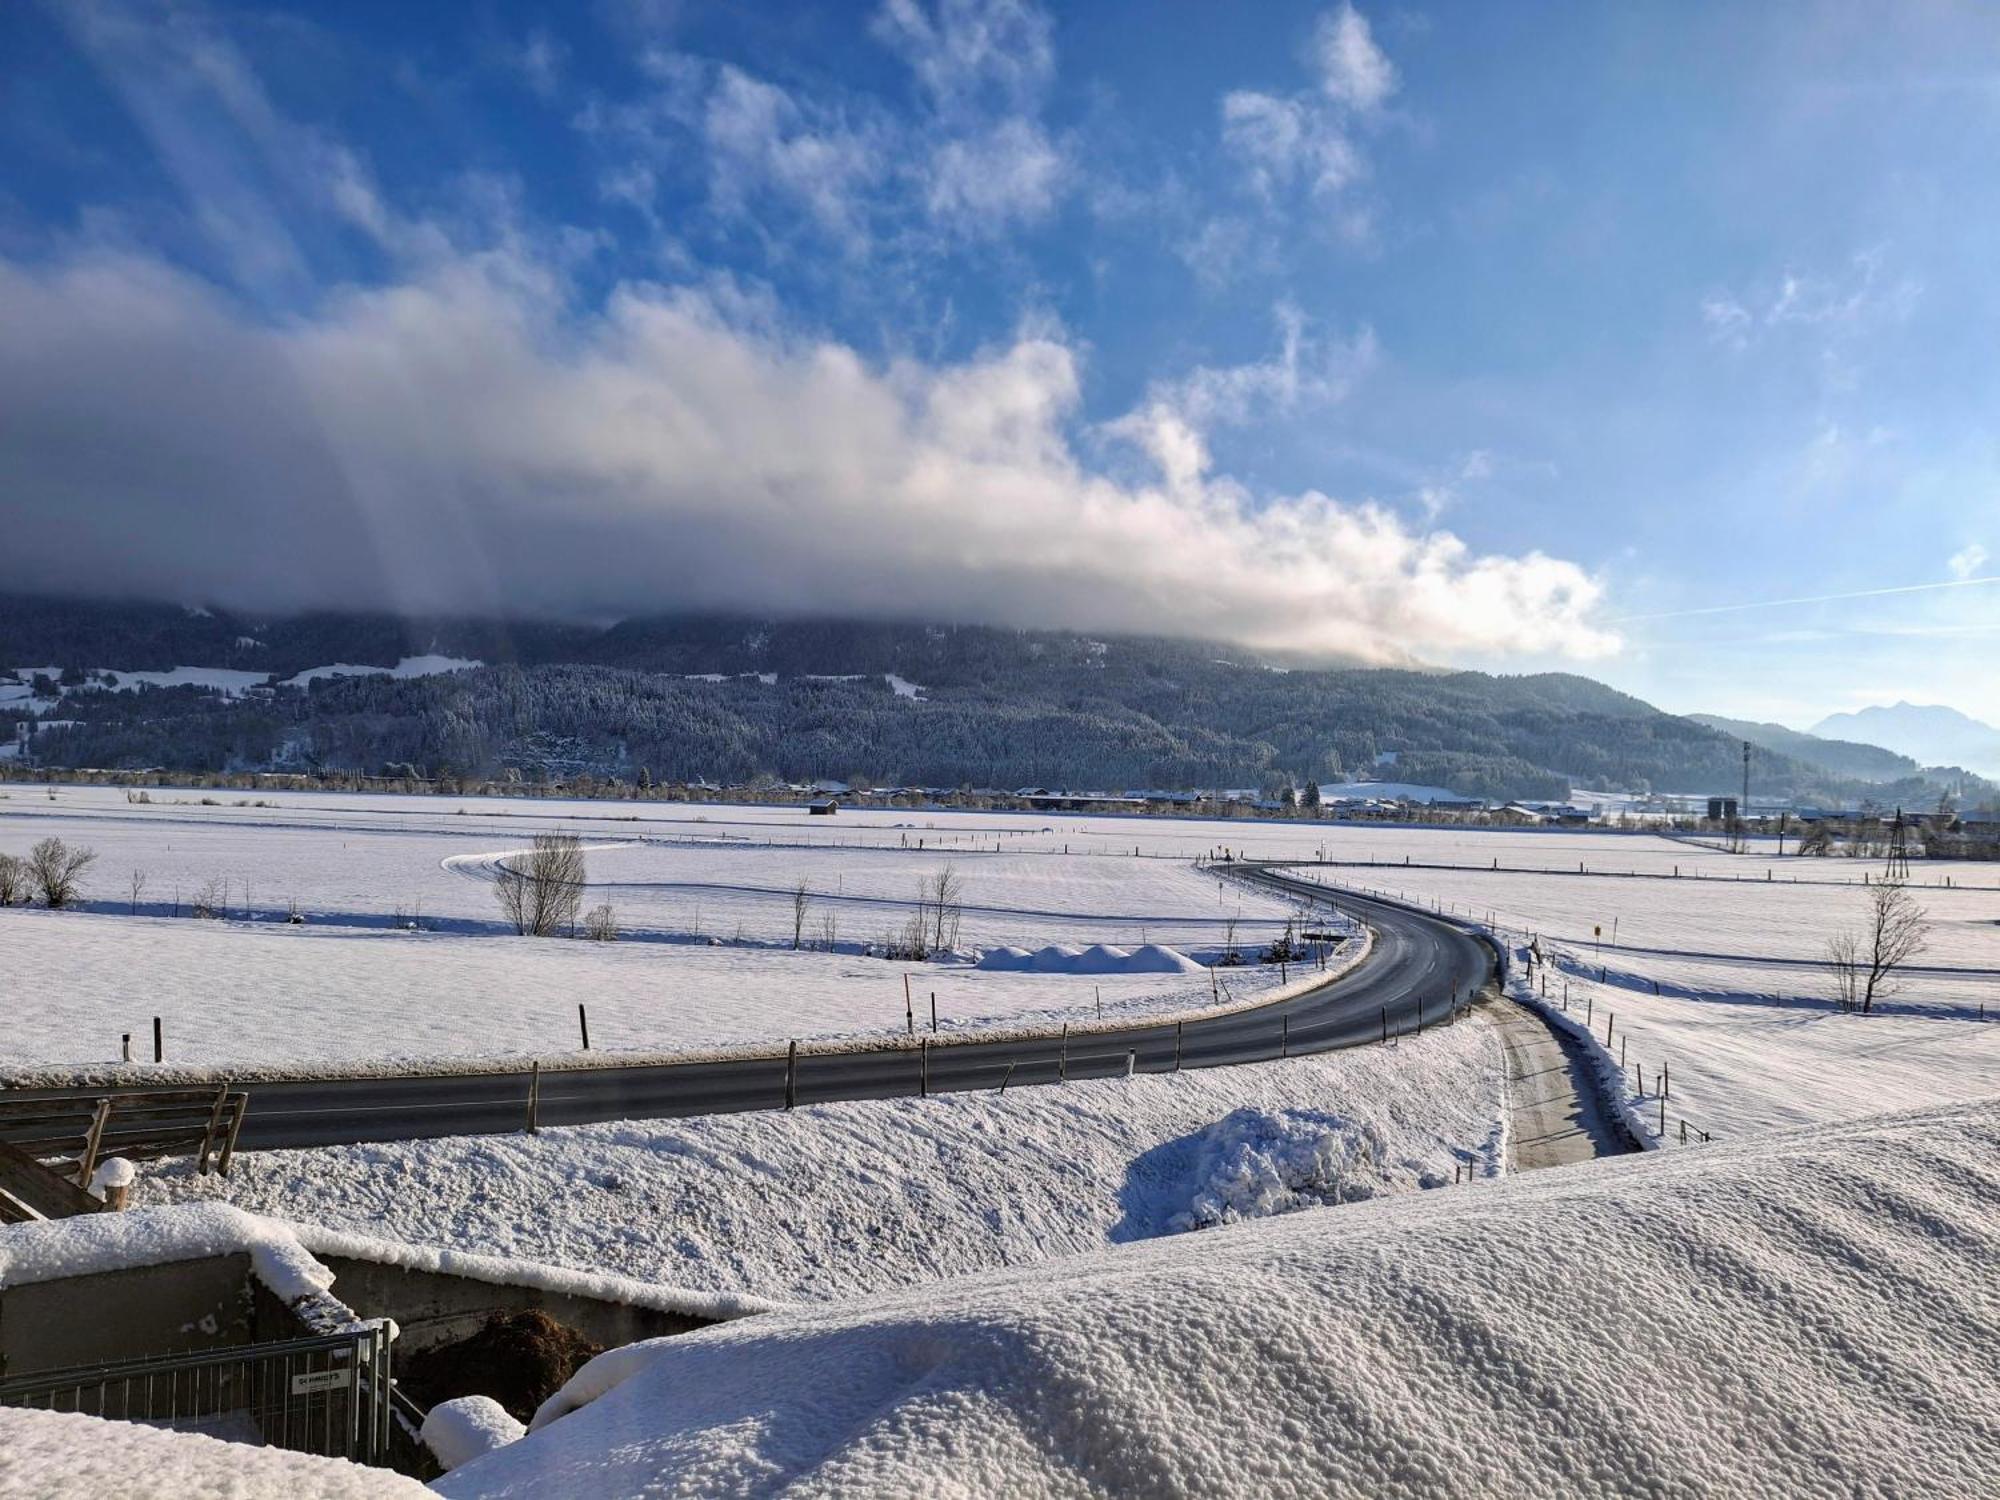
[146,1026,1503,1304]
[442,1098,2000,1500]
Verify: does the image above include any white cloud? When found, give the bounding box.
[1217,6,1395,221]
[1702,252,1923,351]
[0,248,1616,665]
[1310,4,1397,113]
[872,0,1054,114]
[1948,543,1988,581]
[924,117,1064,229]
[517,29,567,100]
[579,1,1067,250]
[874,0,1069,235]
[698,65,884,245]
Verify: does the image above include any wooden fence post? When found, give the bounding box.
[197,1084,229,1176]
[76,1098,112,1189]
[785,1039,797,1110]
[153,1016,163,1064]
[578,1004,590,1051]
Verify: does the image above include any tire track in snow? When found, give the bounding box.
[440,843,638,885]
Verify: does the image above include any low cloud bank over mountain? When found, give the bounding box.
[0,250,1614,666]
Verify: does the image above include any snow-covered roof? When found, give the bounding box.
[0,1202,336,1306]
[0,1203,775,1327]
[435,1098,2000,1499]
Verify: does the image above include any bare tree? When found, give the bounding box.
[1825,929,1861,1011]
[583,903,619,942]
[0,853,28,907]
[129,869,148,915]
[494,834,588,936]
[1826,877,1929,1014]
[924,866,963,954]
[817,909,839,952]
[191,876,228,919]
[792,878,812,950]
[27,837,97,909]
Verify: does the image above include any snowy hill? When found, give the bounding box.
[439,1098,2000,1499]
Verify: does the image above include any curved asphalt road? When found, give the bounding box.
[2,871,1495,1153]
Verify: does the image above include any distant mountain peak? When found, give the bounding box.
[1808,702,2000,780]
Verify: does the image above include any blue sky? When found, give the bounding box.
[1,0,1994,728]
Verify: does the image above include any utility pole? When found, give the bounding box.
[1737,739,1751,853]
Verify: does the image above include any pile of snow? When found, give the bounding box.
[1167,1107,1408,1230]
[977,942,1205,974]
[0,1407,429,1498]
[282,655,482,689]
[437,1099,2000,1499]
[146,1032,1504,1304]
[423,1396,526,1472]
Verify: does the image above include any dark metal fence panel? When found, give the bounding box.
[0,1323,394,1466]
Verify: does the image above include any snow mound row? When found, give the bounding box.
[976,942,1204,974]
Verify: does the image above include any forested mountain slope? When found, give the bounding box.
[1,596,1984,804]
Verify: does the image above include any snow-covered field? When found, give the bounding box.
[1283,857,2000,1147]
[140,1026,1505,1303]
[432,1097,2000,1499]
[1512,943,2000,1144]
[0,787,1347,1074]
[1289,857,2000,967]
[0,906,1317,1077]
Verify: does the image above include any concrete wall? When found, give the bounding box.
[316,1255,715,1355]
[0,1253,265,1377]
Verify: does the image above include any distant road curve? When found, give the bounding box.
[0,875,1495,1153]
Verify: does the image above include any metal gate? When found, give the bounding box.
[0,1322,395,1465]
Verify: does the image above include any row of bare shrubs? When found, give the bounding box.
[0,837,96,909]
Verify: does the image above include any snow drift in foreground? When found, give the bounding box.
[0,1406,428,1498]
[439,1099,2000,1500]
